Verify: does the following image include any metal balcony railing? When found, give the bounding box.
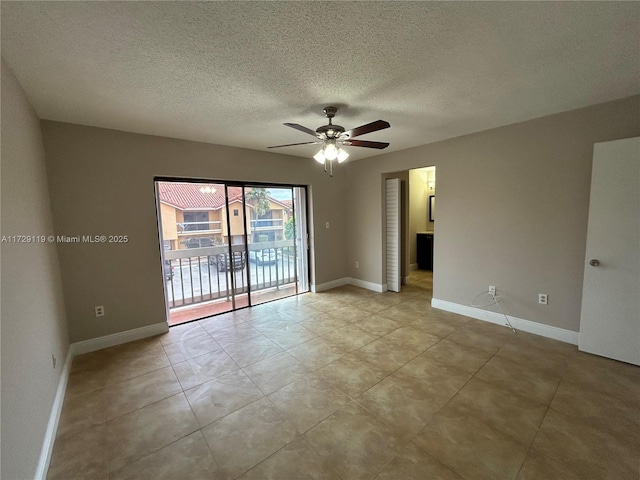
[163,240,297,309]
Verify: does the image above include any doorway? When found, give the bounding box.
[155,179,309,325]
[384,166,436,293]
[409,166,436,273]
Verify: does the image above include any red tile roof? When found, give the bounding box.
[158,182,244,210]
[158,182,294,211]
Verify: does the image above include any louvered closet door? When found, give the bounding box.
[385,178,401,292]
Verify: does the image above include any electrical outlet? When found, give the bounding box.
[489,285,496,295]
[538,294,548,305]
[355,261,359,268]
[52,354,57,369]
[325,222,330,229]
[95,305,105,317]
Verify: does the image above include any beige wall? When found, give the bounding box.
[1,59,70,479]
[346,96,640,332]
[41,121,348,342]
[223,201,247,238]
[159,202,178,241]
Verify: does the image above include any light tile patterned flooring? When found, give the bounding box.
[48,271,640,480]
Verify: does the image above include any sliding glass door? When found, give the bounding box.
[245,185,309,305]
[155,179,309,325]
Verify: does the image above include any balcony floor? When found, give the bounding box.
[168,284,298,326]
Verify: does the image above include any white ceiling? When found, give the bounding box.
[2,2,639,161]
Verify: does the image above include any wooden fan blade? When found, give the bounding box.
[267,141,322,149]
[283,123,321,138]
[344,120,390,139]
[343,139,390,149]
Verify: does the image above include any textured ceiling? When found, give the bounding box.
[2,2,639,161]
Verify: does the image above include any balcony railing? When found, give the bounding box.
[177,221,222,234]
[163,240,297,309]
[250,218,283,230]
[176,219,283,234]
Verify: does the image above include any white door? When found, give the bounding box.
[579,137,639,365]
[386,178,401,292]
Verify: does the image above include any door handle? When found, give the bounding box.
[589,259,600,267]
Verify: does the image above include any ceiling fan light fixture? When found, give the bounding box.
[324,140,338,161]
[314,150,326,164]
[337,148,349,163]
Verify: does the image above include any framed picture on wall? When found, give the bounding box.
[429,195,435,222]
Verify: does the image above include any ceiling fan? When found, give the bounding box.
[268,106,390,176]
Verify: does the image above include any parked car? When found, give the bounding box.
[209,251,246,271]
[183,237,214,248]
[249,248,277,265]
[163,260,174,280]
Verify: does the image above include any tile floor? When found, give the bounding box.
[48,271,640,480]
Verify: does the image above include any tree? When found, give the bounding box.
[284,216,295,240]
[244,187,270,217]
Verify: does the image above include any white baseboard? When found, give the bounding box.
[410,263,419,271]
[311,277,350,293]
[348,277,387,293]
[311,277,388,293]
[35,348,73,480]
[70,321,169,356]
[431,298,579,345]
